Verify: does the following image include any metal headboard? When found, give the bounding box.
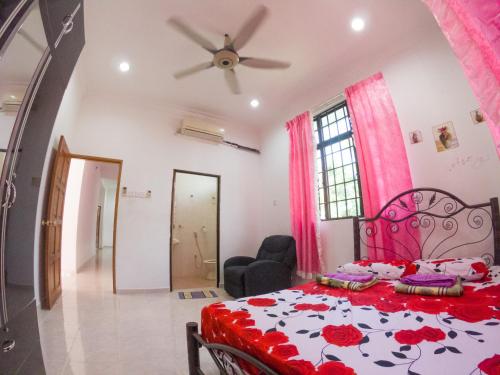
[353,188,500,265]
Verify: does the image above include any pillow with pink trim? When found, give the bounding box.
[413,257,489,281]
[336,259,417,280]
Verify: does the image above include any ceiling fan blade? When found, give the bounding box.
[224,69,241,95]
[173,62,214,79]
[239,57,291,69]
[232,5,268,51]
[167,17,218,53]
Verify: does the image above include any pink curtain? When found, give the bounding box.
[345,73,417,260]
[424,0,500,157]
[286,111,322,278]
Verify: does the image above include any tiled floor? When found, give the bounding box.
[37,247,230,374]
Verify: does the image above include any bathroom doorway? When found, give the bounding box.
[170,170,220,291]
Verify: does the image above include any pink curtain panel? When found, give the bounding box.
[424,0,500,157]
[286,111,322,278]
[345,73,417,260]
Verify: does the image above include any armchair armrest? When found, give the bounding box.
[244,260,292,296]
[224,256,255,269]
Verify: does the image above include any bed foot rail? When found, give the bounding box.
[185,321,279,375]
[186,322,202,375]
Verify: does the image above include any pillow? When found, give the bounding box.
[413,257,489,281]
[336,259,416,280]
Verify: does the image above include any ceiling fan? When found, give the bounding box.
[167,5,291,94]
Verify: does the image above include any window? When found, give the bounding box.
[313,101,363,220]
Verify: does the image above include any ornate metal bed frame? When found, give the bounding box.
[186,188,500,375]
[353,188,500,265]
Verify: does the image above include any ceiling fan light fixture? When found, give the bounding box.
[351,17,365,32]
[119,61,130,72]
[250,99,260,108]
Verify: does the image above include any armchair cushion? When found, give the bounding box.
[224,256,255,269]
[256,235,296,270]
[244,260,291,297]
[223,266,248,299]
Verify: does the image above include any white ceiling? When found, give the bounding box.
[81,0,437,128]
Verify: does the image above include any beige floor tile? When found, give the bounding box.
[39,247,232,374]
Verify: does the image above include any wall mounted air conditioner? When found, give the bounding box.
[179,118,225,143]
[0,99,22,114]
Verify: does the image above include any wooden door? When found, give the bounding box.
[96,205,102,248]
[43,136,70,309]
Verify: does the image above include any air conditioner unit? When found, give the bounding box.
[0,99,22,114]
[179,118,225,143]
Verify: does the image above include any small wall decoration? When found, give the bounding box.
[409,130,423,144]
[433,121,459,152]
[470,108,485,124]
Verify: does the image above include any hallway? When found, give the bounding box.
[37,247,226,374]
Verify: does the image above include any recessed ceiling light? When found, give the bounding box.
[9,95,16,99]
[219,128,225,132]
[119,61,130,72]
[250,99,260,108]
[351,17,365,32]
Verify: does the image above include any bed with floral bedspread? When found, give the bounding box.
[201,267,500,375]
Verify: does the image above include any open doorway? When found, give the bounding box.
[60,157,120,294]
[170,170,220,291]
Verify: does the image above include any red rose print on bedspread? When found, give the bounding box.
[374,300,405,313]
[247,298,276,307]
[261,331,289,348]
[394,329,423,345]
[317,361,356,375]
[322,325,363,347]
[271,344,299,359]
[416,326,445,342]
[295,303,330,312]
[448,304,495,323]
[471,261,488,276]
[287,360,316,375]
[478,354,500,375]
[406,297,450,314]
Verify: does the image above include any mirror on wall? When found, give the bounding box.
[0,1,47,172]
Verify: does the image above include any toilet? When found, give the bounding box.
[203,259,217,280]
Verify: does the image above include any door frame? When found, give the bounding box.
[70,153,122,294]
[169,169,221,291]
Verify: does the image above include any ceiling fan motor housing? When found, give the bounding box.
[213,49,239,69]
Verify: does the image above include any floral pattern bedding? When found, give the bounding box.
[201,267,500,375]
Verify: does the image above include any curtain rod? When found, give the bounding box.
[311,91,345,115]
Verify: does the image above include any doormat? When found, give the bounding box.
[178,290,218,299]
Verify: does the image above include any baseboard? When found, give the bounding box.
[116,287,171,294]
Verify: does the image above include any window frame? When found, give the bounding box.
[314,101,364,221]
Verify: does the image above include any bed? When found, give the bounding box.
[186,189,500,375]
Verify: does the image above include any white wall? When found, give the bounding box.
[61,159,85,275]
[60,94,263,291]
[0,112,15,148]
[102,186,116,247]
[75,161,102,270]
[259,24,500,274]
[172,172,218,279]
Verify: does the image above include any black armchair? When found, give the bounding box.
[223,235,296,298]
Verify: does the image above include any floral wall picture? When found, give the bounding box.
[433,121,459,152]
[409,130,423,144]
[470,108,485,124]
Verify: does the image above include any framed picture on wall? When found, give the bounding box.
[433,121,459,152]
[409,130,423,144]
[470,108,485,124]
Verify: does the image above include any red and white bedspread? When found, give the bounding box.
[202,267,500,375]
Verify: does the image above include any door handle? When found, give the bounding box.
[62,15,74,35]
[2,339,15,353]
[7,183,16,208]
